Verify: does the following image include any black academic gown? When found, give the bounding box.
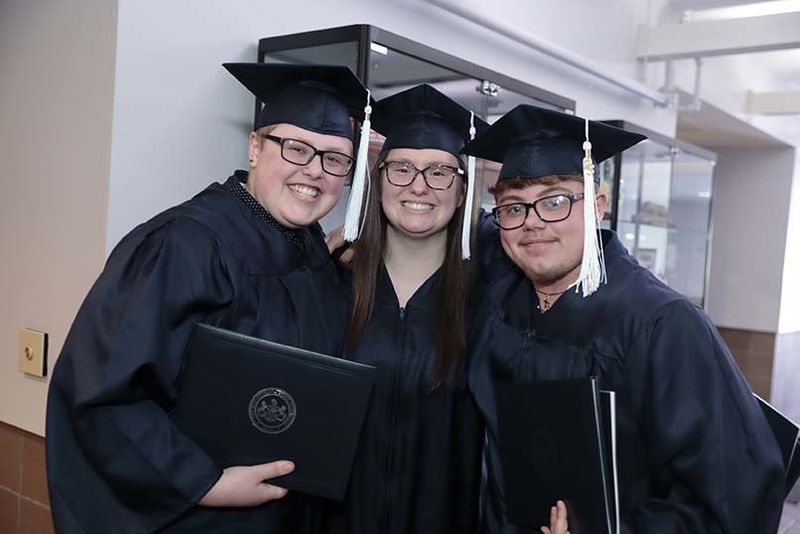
[470,229,785,534]
[322,266,483,534]
[46,172,347,534]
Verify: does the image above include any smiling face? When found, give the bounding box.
[494,177,606,288]
[379,148,464,240]
[246,123,353,228]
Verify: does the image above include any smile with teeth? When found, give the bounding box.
[288,184,320,199]
[401,200,435,211]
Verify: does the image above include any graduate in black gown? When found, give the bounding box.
[45,63,370,533]
[319,84,490,534]
[463,105,786,533]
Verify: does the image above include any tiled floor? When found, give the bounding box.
[0,422,53,534]
[781,500,800,534]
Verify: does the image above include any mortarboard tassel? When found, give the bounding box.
[342,90,372,242]
[572,118,607,297]
[460,112,478,260]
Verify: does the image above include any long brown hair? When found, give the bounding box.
[345,150,474,390]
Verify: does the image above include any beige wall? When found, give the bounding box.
[0,0,117,435]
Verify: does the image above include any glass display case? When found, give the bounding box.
[256,27,716,308]
[601,121,716,307]
[257,24,575,222]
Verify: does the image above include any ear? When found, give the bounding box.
[248,131,261,167]
[595,192,608,221]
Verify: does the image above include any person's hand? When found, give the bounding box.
[540,500,569,534]
[198,461,294,507]
[324,225,353,265]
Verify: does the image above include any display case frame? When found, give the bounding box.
[603,120,717,308]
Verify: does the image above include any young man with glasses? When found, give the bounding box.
[46,63,369,533]
[464,105,785,534]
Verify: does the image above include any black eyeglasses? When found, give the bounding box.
[492,193,585,230]
[262,134,354,177]
[379,160,464,190]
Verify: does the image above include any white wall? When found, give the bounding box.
[106,0,679,250]
[706,147,795,331]
[777,148,800,334]
[0,0,117,435]
[751,116,800,335]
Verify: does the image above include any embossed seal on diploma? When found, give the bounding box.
[249,387,296,434]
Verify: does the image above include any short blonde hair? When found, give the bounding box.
[254,124,279,146]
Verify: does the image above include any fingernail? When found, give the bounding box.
[282,462,294,473]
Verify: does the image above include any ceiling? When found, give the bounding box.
[659,0,799,148]
[676,90,792,148]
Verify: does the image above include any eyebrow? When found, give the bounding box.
[497,193,526,204]
[537,186,572,197]
[289,136,353,155]
[388,159,458,167]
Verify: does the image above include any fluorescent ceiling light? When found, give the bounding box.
[370,42,388,55]
[685,0,800,21]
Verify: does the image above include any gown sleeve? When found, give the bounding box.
[47,217,235,532]
[620,299,785,534]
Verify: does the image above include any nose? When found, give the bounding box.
[408,170,430,195]
[302,153,324,179]
[521,206,546,230]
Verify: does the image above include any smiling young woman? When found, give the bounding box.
[321,84,487,534]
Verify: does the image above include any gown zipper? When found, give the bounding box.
[380,305,407,532]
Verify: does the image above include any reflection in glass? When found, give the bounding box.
[262,42,359,71]
[614,137,715,306]
[665,153,714,305]
[598,157,616,230]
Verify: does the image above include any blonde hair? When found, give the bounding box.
[254,124,279,147]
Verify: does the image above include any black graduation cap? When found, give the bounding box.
[223,63,371,139]
[462,104,646,181]
[371,84,489,158]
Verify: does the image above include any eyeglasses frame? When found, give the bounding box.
[492,192,586,230]
[261,134,355,177]
[378,160,465,191]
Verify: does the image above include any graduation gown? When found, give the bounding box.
[46,172,347,534]
[322,266,483,534]
[470,228,785,534]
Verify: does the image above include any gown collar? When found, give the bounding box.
[225,170,305,254]
[493,230,628,334]
[375,262,442,313]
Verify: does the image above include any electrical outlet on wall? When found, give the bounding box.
[18,328,48,377]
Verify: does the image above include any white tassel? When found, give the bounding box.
[342,91,372,242]
[572,118,606,297]
[460,112,477,260]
